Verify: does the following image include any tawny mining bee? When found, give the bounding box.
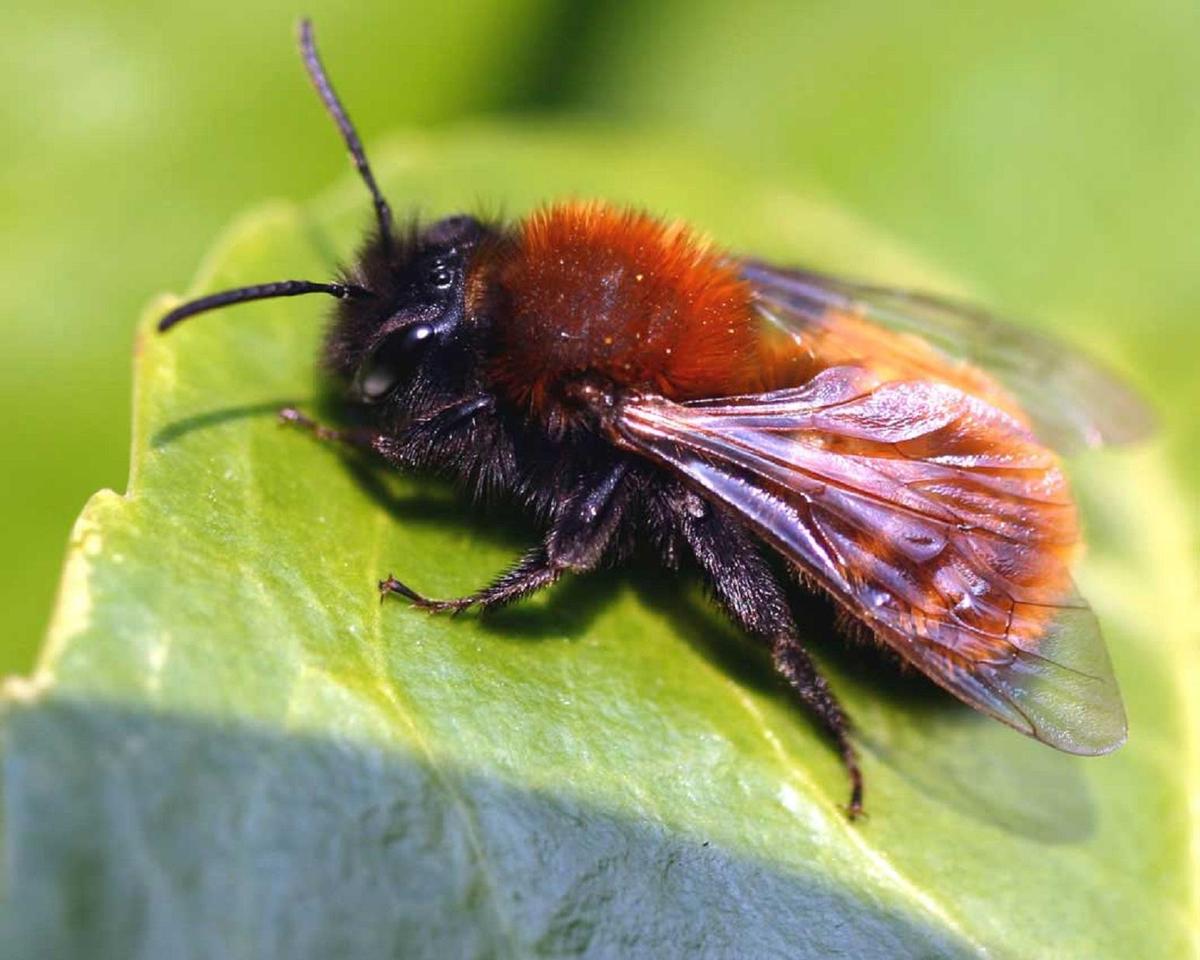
[159,21,1151,816]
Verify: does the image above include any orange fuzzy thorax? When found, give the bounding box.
[483,201,763,411]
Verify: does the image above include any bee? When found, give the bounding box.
[159,21,1152,817]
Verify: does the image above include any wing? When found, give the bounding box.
[614,365,1126,754]
[739,260,1155,453]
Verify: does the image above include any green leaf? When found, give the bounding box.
[3,126,1195,958]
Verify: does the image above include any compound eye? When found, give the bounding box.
[355,322,436,402]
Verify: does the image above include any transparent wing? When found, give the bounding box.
[739,260,1155,453]
[616,365,1126,753]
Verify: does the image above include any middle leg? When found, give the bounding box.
[381,462,632,615]
[380,546,561,614]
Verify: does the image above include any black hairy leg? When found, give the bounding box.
[279,406,388,451]
[380,546,561,613]
[674,491,865,818]
[382,461,632,614]
[277,404,553,613]
[772,636,864,819]
[279,395,493,464]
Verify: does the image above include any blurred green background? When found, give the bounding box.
[2,0,1196,675]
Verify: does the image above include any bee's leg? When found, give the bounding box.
[280,395,494,462]
[278,407,386,451]
[676,496,864,818]
[382,463,631,614]
[771,634,864,819]
[380,546,560,614]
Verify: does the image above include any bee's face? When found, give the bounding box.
[323,216,489,412]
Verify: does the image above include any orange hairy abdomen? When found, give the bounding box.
[484,202,765,410]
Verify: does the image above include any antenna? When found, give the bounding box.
[157,22,387,335]
[158,280,371,332]
[298,19,395,258]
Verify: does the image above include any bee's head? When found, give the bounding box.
[156,20,492,424]
[323,214,491,416]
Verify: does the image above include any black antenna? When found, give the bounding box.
[156,21,388,336]
[298,18,395,258]
[158,280,371,333]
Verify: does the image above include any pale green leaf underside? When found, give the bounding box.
[2,126,1195,959]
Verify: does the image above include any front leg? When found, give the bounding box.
[382,462,631,614]
[279,395,493,466]
[278,407,388,452]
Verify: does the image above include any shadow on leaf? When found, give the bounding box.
[2,697,982,960]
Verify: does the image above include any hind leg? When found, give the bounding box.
[675,493,863,817]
